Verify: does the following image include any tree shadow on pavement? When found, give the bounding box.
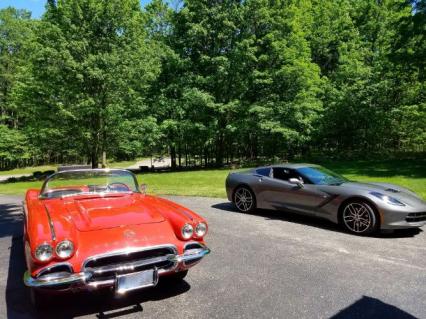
[329,296,418,319]
[0,203,23,239]
[211,202,422,238]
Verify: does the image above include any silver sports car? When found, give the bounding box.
[225,163,426,235]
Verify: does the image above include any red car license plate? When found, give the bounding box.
[116,269,158,294]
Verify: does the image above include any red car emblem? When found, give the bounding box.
[124,230,136,238]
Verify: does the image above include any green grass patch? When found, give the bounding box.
[319,159,426,200]
[0,159,424,199]
[0,159,143,177]
[0,180,44,195]
[139,169,229,198]
[0,165,56,176]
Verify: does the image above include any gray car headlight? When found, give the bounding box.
[35,243,53,262]
[181,224,194,240]
[370,192,405,206]
[56,240,74,259]
[195,222,207,237]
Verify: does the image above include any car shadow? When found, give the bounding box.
[4,217,191,319]
[34,280,191,319]
[329,295,418,319]
[211,202,423,238]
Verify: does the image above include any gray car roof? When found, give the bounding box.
[255,163,319,170]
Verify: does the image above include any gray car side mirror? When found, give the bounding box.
[289,178,304,188]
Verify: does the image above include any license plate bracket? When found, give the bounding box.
[116,268,158,294]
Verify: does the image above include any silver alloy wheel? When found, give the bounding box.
[234,187,253,212]
[342,202,375,233]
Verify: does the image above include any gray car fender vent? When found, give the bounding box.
[385,188,399,193]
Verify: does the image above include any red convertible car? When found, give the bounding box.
[23,169,210,306]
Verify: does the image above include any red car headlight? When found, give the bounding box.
[181,224,194,240]
[55,240,74,259]
[35,243,53,262]
[195,222,207,237]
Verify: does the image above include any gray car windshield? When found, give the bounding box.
[296,166,348,185]
[41,169,139,199]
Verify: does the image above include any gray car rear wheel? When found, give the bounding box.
[341,200,379,235]
[233,186,256,213]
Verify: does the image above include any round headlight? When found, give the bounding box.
[35,243,53,262]
[181,224,193,240]
[195,222,207,237]
[56,240,74,259]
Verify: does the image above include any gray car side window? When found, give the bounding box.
[255,167,271,177]
[272,168,305,183]
[272,168,289,181]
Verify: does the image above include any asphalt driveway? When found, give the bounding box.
[0,194,425,319]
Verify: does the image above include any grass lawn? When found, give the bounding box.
[140,159,426,199]
[0,159,142,177]
[0,159,424,199]
[0,165,56,176]
[140,170,228,197]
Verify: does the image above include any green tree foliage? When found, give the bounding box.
[0,8,33,126]
[242,0,323,158]
[0,8,34,168]
[391,0,425,77]
[16,0,161,167]
[310,0,425,154]
[0,0,424,169]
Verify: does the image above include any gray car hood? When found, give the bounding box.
[341,181,425,207]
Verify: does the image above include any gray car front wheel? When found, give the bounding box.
[341,200,379,235]
[233,186,256,213]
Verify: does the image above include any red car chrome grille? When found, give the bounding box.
[83,246,177,281]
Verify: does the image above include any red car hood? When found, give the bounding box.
[45,194,165,232]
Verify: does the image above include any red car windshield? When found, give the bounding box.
[40,169,139,199]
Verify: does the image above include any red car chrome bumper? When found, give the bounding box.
[24,244,210,289]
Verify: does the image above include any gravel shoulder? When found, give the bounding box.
[1,194,425,319]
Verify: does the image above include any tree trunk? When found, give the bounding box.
[178,144,181,168]
[170,145,176,170]
[102,151,107,168]
[185,144,188,167]
[216,133,224,167]
[91,151,99,169]
[91,140,99,168]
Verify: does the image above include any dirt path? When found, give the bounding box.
[127,157,171,169]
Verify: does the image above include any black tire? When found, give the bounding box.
[340,200,380,235]
[233,186,256,213]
